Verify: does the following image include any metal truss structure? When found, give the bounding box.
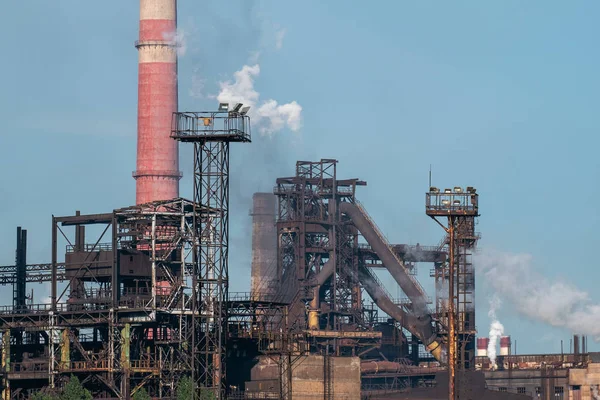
[0,199,207,399]
[426,186,479,400]
[171,106,251,399]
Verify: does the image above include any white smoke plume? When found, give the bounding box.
[216,64,302,136]
[474,248,600,340]
[162,29,187,57]
[592,385,600,400]
[275,28,286,50]
[487,294,504,369]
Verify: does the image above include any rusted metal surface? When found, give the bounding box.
[250,193,278,299]
[426,187,480,399]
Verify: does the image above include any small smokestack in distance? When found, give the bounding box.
[500,336,511,356]
[477,337,490,357]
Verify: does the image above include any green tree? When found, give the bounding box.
[176,376,194,400]
[60,375,92,400]
[31,390,59,400]
[175,377,217,400]
[132,387,152,400]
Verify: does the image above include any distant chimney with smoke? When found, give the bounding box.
[500,336,511,356]
[477,337,490,357]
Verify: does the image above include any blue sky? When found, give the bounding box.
[1,1,599,354]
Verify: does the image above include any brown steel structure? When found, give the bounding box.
[270,159,449,397]
[0,199,211,398]
[0,152,489,399]
[171,105,251,399]
[426,187,479,400]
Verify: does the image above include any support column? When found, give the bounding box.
[60,329,70,371]
[121,324,131,399]
[2,331,10,400]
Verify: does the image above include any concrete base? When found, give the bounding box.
[248,355,361,399]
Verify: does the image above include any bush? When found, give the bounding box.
[176,376,194,400]
[132,387,152,400]
[61,375,92,400]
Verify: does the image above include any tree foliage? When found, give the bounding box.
[132,387,152,400]
[60,376,92,400]
[30,376,91,400]
[177,376,195,400]
[30,391,59,400]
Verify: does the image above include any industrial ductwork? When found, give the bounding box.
[339,202,429,315]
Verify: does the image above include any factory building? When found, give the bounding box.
[1,1,600,399]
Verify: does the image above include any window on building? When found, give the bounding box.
[517,387,526,394]
[535,387,541,394]
[572,385,581,391]
[499,387,507,392]
[555,386,564,394]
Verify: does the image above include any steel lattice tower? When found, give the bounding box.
[171,106,251,399]
[426,186,479,400]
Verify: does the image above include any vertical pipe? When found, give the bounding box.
[2,331,10,400]
[448,216,456,400]
[151,214,157,311]
[51,216,57,310]
[133,0,181,204]
[112,215,119,304]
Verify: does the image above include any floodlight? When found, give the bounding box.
[442,200,451,206]
[454,187,463,193]
[240,106,251,115]
[233,103,243,112]
[453,200,461,205]
[219,103,229,111]
[444,188,452,194]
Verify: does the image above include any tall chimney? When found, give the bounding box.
[476,337,489,357]
[500,336,511,356]
[250,193,278,300]
[133,0,181,204]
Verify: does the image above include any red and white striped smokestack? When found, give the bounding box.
[500,335,511,356]
[133,0,181,204]
[476,337,490,357]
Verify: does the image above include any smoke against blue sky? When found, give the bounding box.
[0,1,599,354]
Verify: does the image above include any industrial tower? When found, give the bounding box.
[426,186,479,400]
[171,105,251,399]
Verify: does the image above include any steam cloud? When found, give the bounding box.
[162,29,187,56]
[216,64,302,136]
[275,28,286,50]
[474,248,600,340]
[487,294,504,369]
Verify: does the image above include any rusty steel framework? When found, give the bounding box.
[171,106,251,399]
[271,160,448,363]
[273,160,378,354]
[426,186,479,400]
[0,199,212,399]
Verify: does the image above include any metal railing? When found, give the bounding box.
[66,243,112,253]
